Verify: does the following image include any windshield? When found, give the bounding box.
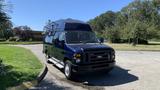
[65,31,98,44]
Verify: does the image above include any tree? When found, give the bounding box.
[88,11,117,34]
[89,0,160,44]
[105,25,121,43]
[121,0,160,44]
[12,26,33,41]
[0,0,12,40]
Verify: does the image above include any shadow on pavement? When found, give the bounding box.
[30,73,71,90]
[71,66,139,86]
[41,64,138,89]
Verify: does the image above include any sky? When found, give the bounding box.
[9,0,133,31]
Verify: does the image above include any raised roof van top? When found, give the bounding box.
[53,18,92,31]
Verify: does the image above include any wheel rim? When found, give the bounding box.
[65,64,70,77]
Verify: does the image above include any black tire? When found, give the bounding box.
[64,61,75,80]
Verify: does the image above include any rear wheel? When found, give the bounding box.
[64,61,75,80]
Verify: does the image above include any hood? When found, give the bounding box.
[66,43,113,53]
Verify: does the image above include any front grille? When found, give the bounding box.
[90,51,110,62]
[83,49,114,69]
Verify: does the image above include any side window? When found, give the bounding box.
[45,35,49,43]
[45,35,53,44]
[44,31,55,44]
[59,32,65,41]
[53,32,60,40]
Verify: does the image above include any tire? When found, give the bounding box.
[64,61,75,80]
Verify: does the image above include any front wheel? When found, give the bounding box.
[64,61,75,80]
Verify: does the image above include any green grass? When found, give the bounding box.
[105,42,160,51]
[0,45,43,90]
[0,41,42,45]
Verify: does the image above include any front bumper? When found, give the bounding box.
[71,61,115,73]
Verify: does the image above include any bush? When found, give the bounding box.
[8,37,20,42]
[0,58,6,76]
[0,39,6,42]
[8,37,16,41]
[128,38,148,45]
[138,39,148,44]
[29,38,32,42]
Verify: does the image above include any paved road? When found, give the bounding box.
[17,44,160,90]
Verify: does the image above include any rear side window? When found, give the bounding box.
[45,35,53,44]
[65,23,91,31]
[53,32,65,41]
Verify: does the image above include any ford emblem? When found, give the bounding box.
[97,56,102,58]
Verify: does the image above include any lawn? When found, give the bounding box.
[105,42,160,51]
[0,45,43,90]
[0,41,42,45]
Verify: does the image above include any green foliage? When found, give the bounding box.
[88,0,160,45]
[88,11,117,33]
[0,58,6,76]
[0,0,13,40]
[0,41,42,45]
[0,45,43,89]
[105,25,121,43]
[12,26,43,41]
[12,26,33,41]
[8,36,20,41]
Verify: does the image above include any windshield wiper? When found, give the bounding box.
[81,40,91,44]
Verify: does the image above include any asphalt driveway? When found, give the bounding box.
[17,44,160,90]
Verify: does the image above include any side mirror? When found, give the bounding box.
[99,37,104,43]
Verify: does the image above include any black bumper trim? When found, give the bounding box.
[71,62,115,73]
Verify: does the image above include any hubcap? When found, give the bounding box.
[65,64,70,77]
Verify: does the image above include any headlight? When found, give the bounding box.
[73,54,81,63]
[73,54,81,59]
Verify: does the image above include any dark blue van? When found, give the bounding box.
[43,19,115,79]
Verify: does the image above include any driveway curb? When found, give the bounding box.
[37,64,48,83]
[7,64,48,90]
